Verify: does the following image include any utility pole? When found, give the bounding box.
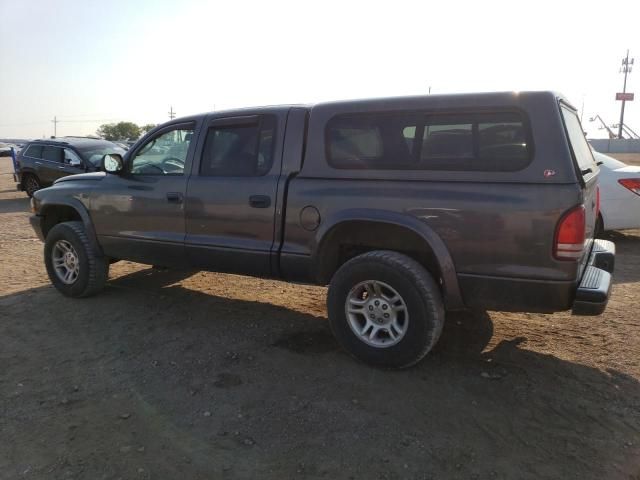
[168,106,176,120]
[589,115,617,139]
[52,116,59,137]
[618,50,634,139]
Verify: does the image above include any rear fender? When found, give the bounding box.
[313,209,464,310]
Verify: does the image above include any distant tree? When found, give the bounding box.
[96,122,141,141]
[140,123,158,135]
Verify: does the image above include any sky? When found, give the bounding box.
[0,0,639,139]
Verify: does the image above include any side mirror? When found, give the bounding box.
[68,158,81,168]
[102,153,124,174]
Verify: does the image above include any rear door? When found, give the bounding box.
[559,103,599,260]
[39,145,66,184]
[184,113,283,276]
[20,144,43,177]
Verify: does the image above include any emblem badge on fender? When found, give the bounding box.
[544,169,556,178]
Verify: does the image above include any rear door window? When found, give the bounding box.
[560,106,597,176]
[24,144,43,159]
[200,115,276,176]
[42,146,63,163]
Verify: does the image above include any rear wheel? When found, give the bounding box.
[23,174,41,197]
[44,221,109,297]
[327,250,445,368]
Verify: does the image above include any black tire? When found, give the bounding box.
[23,174,41,197]
[44,221,109,298]
[327,250,445,368]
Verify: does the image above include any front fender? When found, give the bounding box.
[37,195,103,256]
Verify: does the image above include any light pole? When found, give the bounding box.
[618,50,634,139]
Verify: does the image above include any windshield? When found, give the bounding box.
[76,143,126,166]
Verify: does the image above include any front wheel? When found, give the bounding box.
[44,221,109,297]
[327,250,445,368]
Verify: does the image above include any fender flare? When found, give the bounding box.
[19,167,37,176]
[312,208,464,310]
[39,198,103,256]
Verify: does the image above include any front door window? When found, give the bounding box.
[64,149,83,168]
[131,127,194,175]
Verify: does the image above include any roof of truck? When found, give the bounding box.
[311,90,574,110]
[168,91,572,124]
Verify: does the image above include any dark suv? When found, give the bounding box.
[29,92,615,368]
[14,137,126,196]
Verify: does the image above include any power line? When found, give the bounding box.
[0,120,50,127]
[0,117,123,128]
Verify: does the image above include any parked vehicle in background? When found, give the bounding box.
[13,137,126,196]
[0,142,12,157]
[592,151,640,232]
[29,92,615,368]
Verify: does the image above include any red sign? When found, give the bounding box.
[616,92,634,101]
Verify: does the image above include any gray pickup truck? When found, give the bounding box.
[29,91,615,367]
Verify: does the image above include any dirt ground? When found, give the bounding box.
[1,157,639,480]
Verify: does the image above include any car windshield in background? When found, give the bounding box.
[594,152,627,170]
[77,143,126,166]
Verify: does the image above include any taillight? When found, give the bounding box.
[618,178,640,196]
[554,205,586,261]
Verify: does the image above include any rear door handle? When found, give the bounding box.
[166,192,183,204]
[249,195,271,208]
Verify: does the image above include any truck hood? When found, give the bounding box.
[54,172,107,184]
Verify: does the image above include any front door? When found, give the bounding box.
[185,114,282,276]
[90,122,198,266]
[51,148,86,181]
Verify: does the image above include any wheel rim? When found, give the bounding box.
[345,280,409,348]
[25,176,39,195]
[52,240,80,285]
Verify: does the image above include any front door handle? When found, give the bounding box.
[166,192,183,204]
[249,195,271,208]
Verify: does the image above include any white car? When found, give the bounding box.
[593,151,640,232]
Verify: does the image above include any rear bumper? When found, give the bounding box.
[572,239,615,315]
[457,239,615,315]
[29,214,46,242]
